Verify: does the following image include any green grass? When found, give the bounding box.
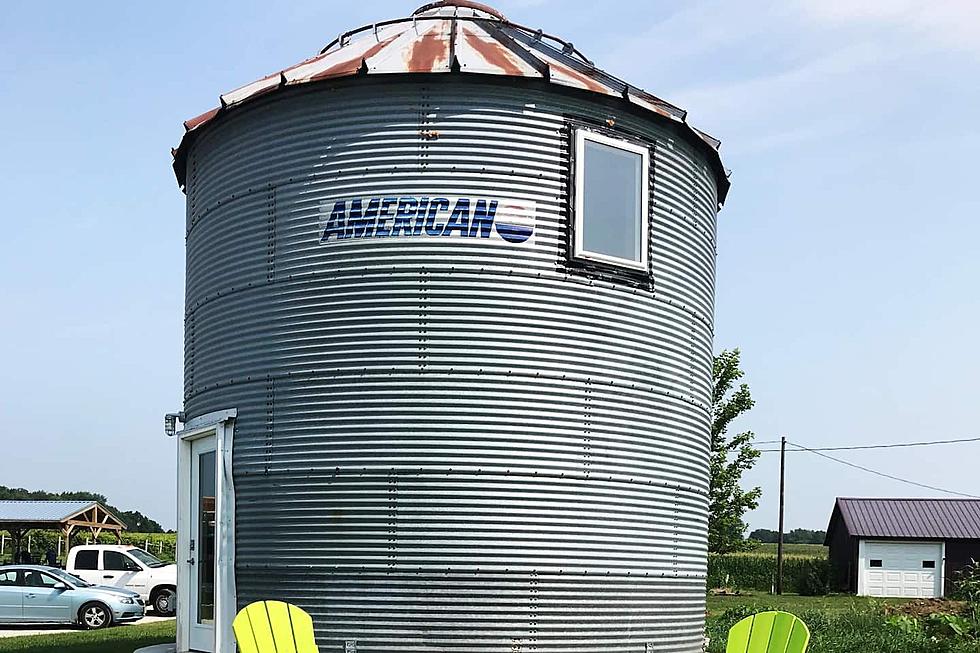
[0,620,175,653]
[706,593,980,653]
[748,543,828,557]
[707,591,906,617]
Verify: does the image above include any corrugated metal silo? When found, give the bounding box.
[173,2,729,651]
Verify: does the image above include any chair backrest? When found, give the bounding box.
[726,611,810,653]
[233,600,319,653]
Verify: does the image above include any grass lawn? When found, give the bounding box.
[707,591,906,616]
[0,620,175,653]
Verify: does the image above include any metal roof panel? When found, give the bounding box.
[833,498,980,540]
[171,2,730,203]
[0,500,96,523]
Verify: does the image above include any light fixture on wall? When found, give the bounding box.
[164,413,183,437]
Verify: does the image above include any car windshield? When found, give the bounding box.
[47,568,92,587]
[128,548,168,568]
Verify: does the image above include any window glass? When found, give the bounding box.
[0,570,18,586]
[574,129,649,271]
[922,560,936,569]
[47,568,90,587]
[74,549,98,570]
[870,559,883,568]
[128,548,166,568]
[23,571,58,588]
[104,550,140,572]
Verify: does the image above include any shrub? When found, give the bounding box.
[793,560,830,596]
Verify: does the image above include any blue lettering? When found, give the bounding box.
[469,199,497,238]
[414,198,430,236]
[321,196,529,244]
[346,199,378,238]
[391,198,418,236]
[425,198,450,236]
[442,198,471,236]
[321,201,348,241]
[375,197,397,237]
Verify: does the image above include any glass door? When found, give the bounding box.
[188,436,217,651]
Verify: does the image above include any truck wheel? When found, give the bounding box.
[154,588,176,616]
[80,602,112,629]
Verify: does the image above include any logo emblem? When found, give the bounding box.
[494,203,535,244]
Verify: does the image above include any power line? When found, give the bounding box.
[757,435,980,453]
[786,441,979,498]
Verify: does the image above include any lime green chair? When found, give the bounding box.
[726,611,810,653]
[233,600,319,653]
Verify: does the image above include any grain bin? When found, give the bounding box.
[171,2,730,652]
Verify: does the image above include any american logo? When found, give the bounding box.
[319,196,535,244]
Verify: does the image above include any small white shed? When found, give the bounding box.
[826,498,980,598]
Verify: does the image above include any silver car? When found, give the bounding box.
[0,565,145,629]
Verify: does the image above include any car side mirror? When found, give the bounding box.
[54,582,70,591]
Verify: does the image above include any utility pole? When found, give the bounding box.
[776,435,786,595]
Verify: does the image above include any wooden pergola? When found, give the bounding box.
[0,500,126,561]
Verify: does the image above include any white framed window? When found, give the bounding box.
[572,128,650,272]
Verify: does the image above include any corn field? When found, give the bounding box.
[708,552,830,593]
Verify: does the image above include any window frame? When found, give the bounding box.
[571,127,651,273]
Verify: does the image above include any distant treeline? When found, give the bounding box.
[0,485,166,534]
[749,528,826,544]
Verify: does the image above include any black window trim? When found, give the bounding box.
[569,123,653,276]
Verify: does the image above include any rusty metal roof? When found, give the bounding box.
[827,498,980,542]
[172,0,729,201]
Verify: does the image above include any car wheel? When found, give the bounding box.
[81,602,112,629]
[154,588,176,616]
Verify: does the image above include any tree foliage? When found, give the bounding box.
[0,485,163,533]
[710,349,762,553]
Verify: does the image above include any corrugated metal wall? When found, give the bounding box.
[184,77,719,652]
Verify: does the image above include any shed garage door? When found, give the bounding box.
[861,541,943,598]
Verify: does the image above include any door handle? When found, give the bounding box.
[103,575,115,579]
[186,558,195,565]
[25,593,35,598]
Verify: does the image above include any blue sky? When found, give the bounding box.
[1,1,977,532]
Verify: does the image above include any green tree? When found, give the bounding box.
[710,349,762,553]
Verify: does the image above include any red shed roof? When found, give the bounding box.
[172,0,729,201]
[827,498,980,542]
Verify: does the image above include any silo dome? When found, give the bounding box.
[173,2,729,652]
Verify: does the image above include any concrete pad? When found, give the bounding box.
[134,645,176,653]
[0,615,174,639]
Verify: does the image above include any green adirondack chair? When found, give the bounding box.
[726,611,810,653]
[233,600,320,653]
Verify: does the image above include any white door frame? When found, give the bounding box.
[176,409,237,653]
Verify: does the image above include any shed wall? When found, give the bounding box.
[183,77,719,652]
[945,539,980,595]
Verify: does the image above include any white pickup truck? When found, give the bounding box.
[65,544,177,616]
